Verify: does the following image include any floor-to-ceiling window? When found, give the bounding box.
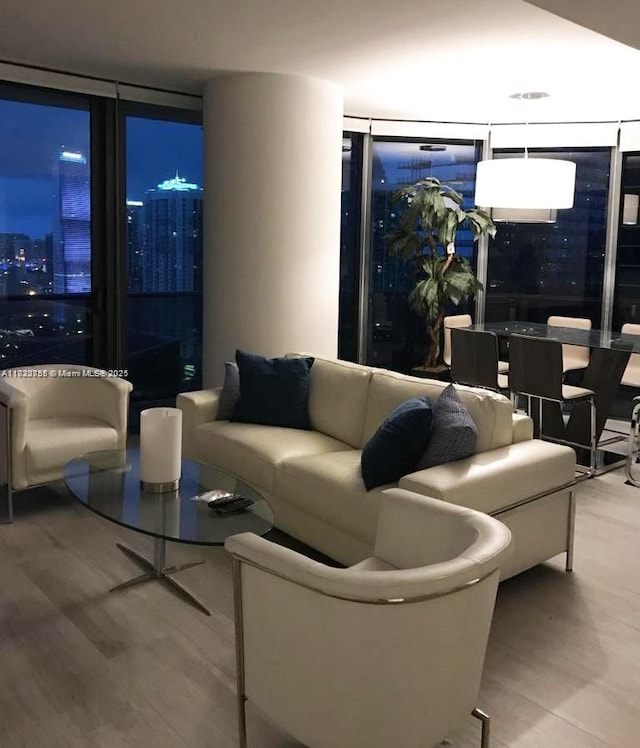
[0,85,92,367]
[485,148,611,325]
[613,152,640,330]
[367,139,479,370]
[124,107,203,402]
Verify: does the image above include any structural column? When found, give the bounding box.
[202,72,344,385]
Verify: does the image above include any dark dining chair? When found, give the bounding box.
[450,327,508,393]
[443,314,472,367]
[508,333,597,475]
[547,315,591,374]
[444,314,508,373]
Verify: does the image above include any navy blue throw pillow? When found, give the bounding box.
[231,350,315,430]
[416,385,477,470]
[361,396,433,490]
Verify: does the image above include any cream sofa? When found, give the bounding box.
[177,354,577,580]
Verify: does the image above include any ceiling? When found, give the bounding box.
[2,0,640,123]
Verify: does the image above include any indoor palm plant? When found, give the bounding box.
[386,176,496,368]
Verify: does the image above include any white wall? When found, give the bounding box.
[202,72,343,386]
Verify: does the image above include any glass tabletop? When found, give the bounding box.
[476,320,640,352]
[63,449,274,546]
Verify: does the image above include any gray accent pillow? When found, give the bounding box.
[216,361,240,420]
[416,384,477,470]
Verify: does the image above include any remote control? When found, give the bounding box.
[207,493,242,508]
[212,497,255,514]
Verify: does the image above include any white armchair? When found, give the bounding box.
[0,365,132,522]
[225,488,512,748]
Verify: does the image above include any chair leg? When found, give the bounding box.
[565,490,575,572]
[1,483,13,524]
[232,558,248,748]
[472,707,490,748]
[627,400,640,487]
[589,396,597,477]
[538,397,544,438]
[1,404,13,524]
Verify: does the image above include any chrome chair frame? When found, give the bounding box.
[626,395,640,487]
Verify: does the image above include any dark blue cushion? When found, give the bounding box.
[416,385,477,470]
[361,396,433,490]
[231,351,314,429]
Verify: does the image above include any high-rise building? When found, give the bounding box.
[143,174,203,292]
[126,200,145,292]
[53,149,91,293]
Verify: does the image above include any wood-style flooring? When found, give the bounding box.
[1,468,639,747]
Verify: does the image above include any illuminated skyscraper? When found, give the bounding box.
[53,149,91,293]
[126,200,145,292]
[143,174,203,292]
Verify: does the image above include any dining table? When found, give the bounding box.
[473,320,639,471]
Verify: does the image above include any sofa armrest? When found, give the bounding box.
[512,412,534,443]
[176,388,221,457]
[225,529,495,602]
[399,440,576,516]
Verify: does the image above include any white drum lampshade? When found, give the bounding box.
[475,158,576,209]
[140,407,183,491]
[492,207,558,223]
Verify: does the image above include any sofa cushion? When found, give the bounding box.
[25,416,119,486]
[216,362,240,420]
[232,350,314,429]
[400,440,576,515]
[299,355,372,448]
[277,450,386,544]
[362,370,513,453]
[348,556,398,571]
[361,397,433,490]
[190,421,349,494]
[417,385,477,470]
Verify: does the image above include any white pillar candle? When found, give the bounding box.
[140,407,183,487]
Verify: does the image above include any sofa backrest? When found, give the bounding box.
[305,356,372,448]
[362,369,514,453]
[291,353,519,454]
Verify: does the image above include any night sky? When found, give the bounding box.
[0,98,203,239]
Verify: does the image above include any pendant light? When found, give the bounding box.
[491,207,558,223]
[474,92,576,210]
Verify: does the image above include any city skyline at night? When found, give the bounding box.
[0,141,204,299]
[0,94,204,386]
[0,98,203,241]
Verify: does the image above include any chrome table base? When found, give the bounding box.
[111,538,211,616]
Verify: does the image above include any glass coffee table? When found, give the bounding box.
[64,448,273,616]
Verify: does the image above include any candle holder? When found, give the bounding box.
[139,407,183,493]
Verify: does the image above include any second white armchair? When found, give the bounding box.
[225,488,512,748]
[0,364,132,522]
